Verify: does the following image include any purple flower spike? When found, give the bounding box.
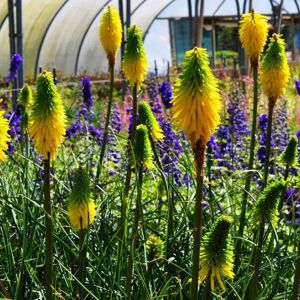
[82,77,93,110]
[6,53,22,84]
[295,80,300,96]
[159,81,173,109]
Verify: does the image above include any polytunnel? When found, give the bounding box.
[0,0,177,78]
[0,0,299,78]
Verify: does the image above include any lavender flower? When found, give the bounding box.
[295,80,300,96]
[111,102,122,133]
[158,118,183,185]
[6,54,22,84]
[147,73,163,117]
[158,81,173,109]
[284,187,300,225]
[4,105,22,152]
[82,77,93,110]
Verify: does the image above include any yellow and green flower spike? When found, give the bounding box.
[239,10,268,64]
[260,34,290,102]
[122,25,148,88]
[252,180,286,228]
[99,5,122,67]
[29,71,67,161]
[68,167,96,230]
[0,111,10,161]
[138,101,164,142]
[171,47,221,147]
[281,136,298,167]
[199,215,234,291]
[133,124,153,170]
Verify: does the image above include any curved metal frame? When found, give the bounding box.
[142,0,176,40]
[34,0,69,78]
[0,14,7,32]
[74,0,111,75]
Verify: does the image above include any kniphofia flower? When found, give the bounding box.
[18,84,33,130]
[171,47,221,147]
[199,215,234,291]
[133,124,153,169]
[122,25,148,88]
[281,136,298,167]
[138,101,164,141]
[68,167,96,230]
[99,5,122,67]
[252,180,286,227]
[29,71,67,160]
[0,111,10,161]
[18,84,32,111]
[260,34,290,102]
[239,10,268,64]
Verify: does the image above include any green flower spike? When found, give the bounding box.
[281,136,298,167]
[68,167,96,230]
[252,180,286,227]
[138,101,164,142]
[146,235,164,259]
[18,84,32,111]
[18,84,33,129]
[199,215,234,291]
[133,124,153,170]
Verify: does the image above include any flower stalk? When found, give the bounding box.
[291,240,300,300]
[262,100,275,187]
[125,125,153,297]
[44,153,53,300]
[236,61,259,264]
[191,139,205,300]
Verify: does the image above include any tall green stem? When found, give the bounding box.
[247,221,265,300]
[96,64,115,180]
[123,84,138,199]
[16,125,30,299]
[191,140,205,300]
[236,61,259,266]
[117,85,139,284]
[149,136,171,263]
[291,240,300,300]
[44,153,53,300]
[76,229,86,299]
[262,100,275,188]
[125,165,143,298]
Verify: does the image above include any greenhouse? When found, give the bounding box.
[1,0,300,299]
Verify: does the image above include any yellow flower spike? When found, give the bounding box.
[260,34,290,102]
[99,5,122,67]
[239,9,268,64]
[68,200,96,230]
[0,111,10,161]
[68,167,96,230]
[29,71,67,161]
[122,25,148,88]
[171,47,221,147]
